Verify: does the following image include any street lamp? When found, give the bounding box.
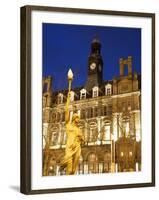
[67,68,73,92]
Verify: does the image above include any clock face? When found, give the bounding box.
[90,63,96,70]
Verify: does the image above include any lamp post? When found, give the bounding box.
[67,69,73,122]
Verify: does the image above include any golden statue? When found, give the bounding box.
[60,69,84,175]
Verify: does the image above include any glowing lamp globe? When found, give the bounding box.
[67,68,73,80]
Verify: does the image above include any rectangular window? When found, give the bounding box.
[52,132,58,146]
[93,90,98,98]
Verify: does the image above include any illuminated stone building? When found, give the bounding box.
[42,38,141,176]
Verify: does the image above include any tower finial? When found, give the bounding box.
[91,35,101,55]
[92,34,100,44]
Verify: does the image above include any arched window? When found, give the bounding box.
[80,88,86,100]
[88,153,97,162]
[104,151,111,162]
[92,86,99,98]
[105,84,112,96]
[57,93,63,104]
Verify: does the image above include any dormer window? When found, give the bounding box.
[70,91,74,102]
[92,86,99,98]
[107,88,111,95]
[80,88,86,100]
[105,84,112,96]
[57,93,63,104]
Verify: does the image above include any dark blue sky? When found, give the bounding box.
[42,23,141,91]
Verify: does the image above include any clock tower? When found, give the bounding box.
[85,38,103,90]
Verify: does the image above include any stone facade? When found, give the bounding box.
[42,39,141,176]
